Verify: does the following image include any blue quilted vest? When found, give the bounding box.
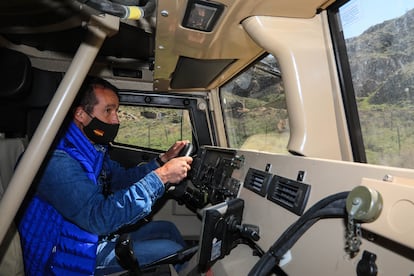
[19,122,107,275]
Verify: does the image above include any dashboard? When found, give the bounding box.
[178,146,244,211]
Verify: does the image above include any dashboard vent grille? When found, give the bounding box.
[267,175,311,215]
[243,168,272,197]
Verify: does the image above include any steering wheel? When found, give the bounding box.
[178,142,194,158]
[165,143,194,193]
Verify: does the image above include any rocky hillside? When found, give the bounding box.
[346,8,414,104]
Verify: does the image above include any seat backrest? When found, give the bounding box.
[0,137,26,276]
[0,138,26,196]
[0,46,62,275]
[0,47,32,276]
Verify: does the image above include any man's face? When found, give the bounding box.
[89,86,120,125]
[74,86,120,132]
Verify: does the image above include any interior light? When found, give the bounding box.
[182,0,225,32]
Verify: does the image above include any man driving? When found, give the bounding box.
[18,77,193,275]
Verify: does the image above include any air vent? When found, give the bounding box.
[267,175,311,215]
[243,168,272,197]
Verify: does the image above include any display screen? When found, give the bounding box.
[182,0,225,32]
[197,198,244,272]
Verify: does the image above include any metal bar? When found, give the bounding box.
[0,15,119,243]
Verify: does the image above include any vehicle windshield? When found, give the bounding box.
[115,106,192,151]
[220,54,289,154]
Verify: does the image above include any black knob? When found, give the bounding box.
[357,250,378,276]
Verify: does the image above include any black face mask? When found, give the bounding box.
[83,117,120,144]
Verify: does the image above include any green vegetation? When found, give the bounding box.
[221,90,289,154]
[345,8,414,168]
[219,54,289,154]
[115,106,192,150]
[241,133,289,153]
[358,101,414,167]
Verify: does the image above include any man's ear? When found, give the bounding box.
[74,107,87,124]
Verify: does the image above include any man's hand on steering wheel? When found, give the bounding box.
[154,141,194,189]
[158,140,191,164]
[155,157,193,185]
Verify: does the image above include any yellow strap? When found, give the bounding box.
[127,6,142,20]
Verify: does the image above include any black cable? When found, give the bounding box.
[273,205,347,260]
[271,199,348,258]
[248,192,349,276]
[138,0,155,18]
[269,192,348,254]
[111,0,140,5]
[85,0,128,18]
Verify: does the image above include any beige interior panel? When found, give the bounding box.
[213,149,414,275]
[154,0,335,91]
[242,14,347,160]
[361,177,414,250]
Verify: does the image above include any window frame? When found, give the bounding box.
[115,91,216,151]
[327,0,367,163]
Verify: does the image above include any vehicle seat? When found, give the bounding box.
[0,47,32,276]
[0,137,26,276]
[114,233,198,276]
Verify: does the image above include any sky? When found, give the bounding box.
[340,0,414,38]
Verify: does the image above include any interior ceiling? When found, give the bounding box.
[0,1,154,61]
[0,0,334,91]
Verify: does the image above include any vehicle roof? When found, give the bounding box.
[0,0,335,91]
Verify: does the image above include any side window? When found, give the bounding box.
[220,54,289,154]
[115,105,192,151]
[337,0,414,168]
